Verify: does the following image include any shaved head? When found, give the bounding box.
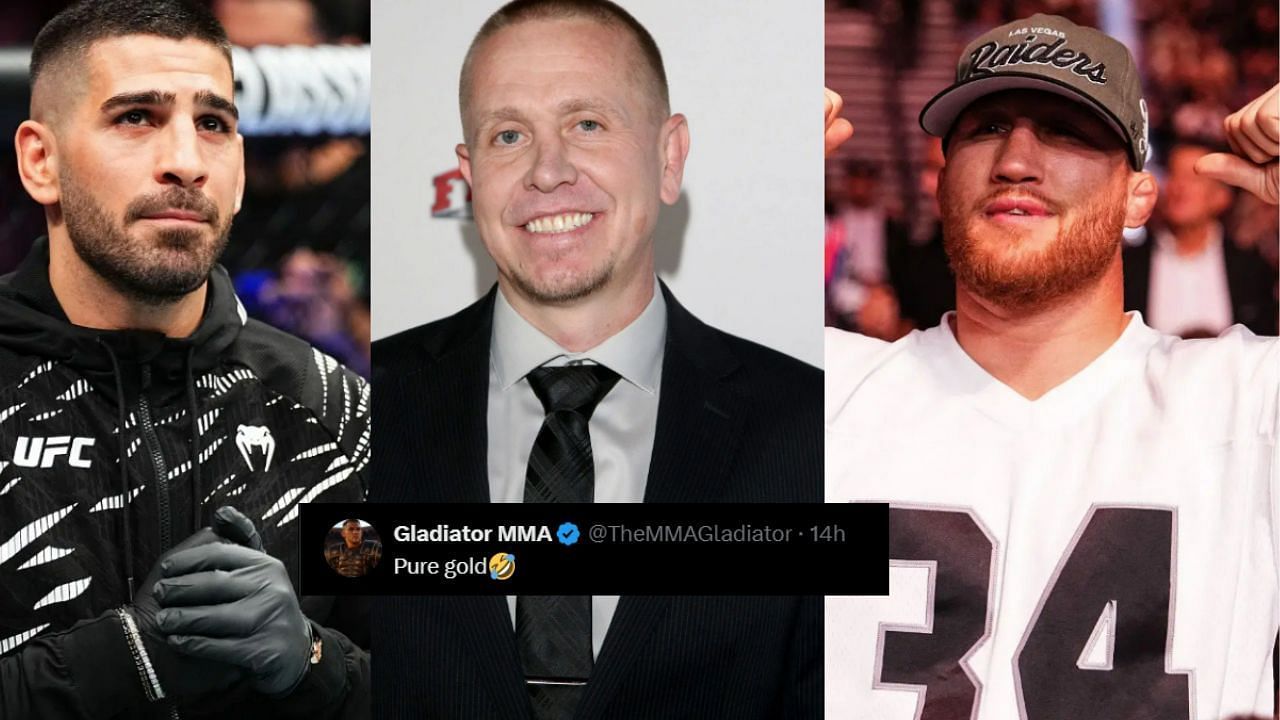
[459,0,669,138]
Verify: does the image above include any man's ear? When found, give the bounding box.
[456,143,473,186]
[658,113,689,206]
[15,120,60,206]
[1124,170,1158,229]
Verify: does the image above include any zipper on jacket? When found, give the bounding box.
[136,364,173,551]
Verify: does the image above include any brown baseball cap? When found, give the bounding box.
[919,14,1149,170]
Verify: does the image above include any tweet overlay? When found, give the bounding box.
[301,503,886,595]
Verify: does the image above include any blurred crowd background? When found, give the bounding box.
[826,0,1280,340]
[0,0,371,376]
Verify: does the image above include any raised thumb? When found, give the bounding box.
[1195,152,1275,203]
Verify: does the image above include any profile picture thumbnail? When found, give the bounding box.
[325,518,382,578]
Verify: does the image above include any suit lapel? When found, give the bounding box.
[424,290,529,713]
[575,596,672,718]
[453,595,532,717]
[643,284,746,503]
[375,289,528,715]
[416,289,495,503]
[576,286,746,716]
[429,345,490,502]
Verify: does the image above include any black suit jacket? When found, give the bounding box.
[1122,232,1278,336]
[370,284,822,719]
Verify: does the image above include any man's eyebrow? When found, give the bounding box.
[195,90,239,120]
[98,90,239,120]
[557,97,622,117]
[476,106,528,128]
[100,90,175,113]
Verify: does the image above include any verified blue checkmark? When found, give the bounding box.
[557,522,580,546]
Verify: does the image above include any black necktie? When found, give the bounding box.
[518,364,619,720]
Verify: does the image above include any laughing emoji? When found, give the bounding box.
[489,552,515,581]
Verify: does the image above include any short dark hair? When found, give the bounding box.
[459,0,669,130]
[342,519,361,529]
[31,0,232,85]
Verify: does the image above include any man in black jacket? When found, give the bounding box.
[0,1,370,717]
[372,1,821,718]
[1122,140,1278,337]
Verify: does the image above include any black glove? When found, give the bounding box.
[126,526,246,701]
[154,506,312,698]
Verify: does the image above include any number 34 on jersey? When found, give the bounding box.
[826,505,1278,720]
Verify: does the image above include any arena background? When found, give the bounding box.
[372,0,825,368]
[0,0,372,376]
[825,0,1280,340]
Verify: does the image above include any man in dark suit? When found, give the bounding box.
[1123,140,1277,337]
[370,1,821,718]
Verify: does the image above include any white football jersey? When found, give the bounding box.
[825,314,1279,720]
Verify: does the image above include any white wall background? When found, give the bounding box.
[371,0,824,367]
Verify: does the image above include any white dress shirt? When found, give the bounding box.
[487,279,666,658]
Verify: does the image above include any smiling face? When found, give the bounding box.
[48,35,243,305]
[458,17,685,308]
[937,90,1142,311]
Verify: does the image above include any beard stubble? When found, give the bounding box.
[60,166,232,307]
[939,179,1127,312]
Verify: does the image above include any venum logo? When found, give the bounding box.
[14,436,95,469]
[236,425,276,472]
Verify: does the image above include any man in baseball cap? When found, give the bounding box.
[826,14,1279,719]
[920,14,1150,170]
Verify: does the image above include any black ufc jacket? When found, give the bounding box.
[0,239,370,718]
